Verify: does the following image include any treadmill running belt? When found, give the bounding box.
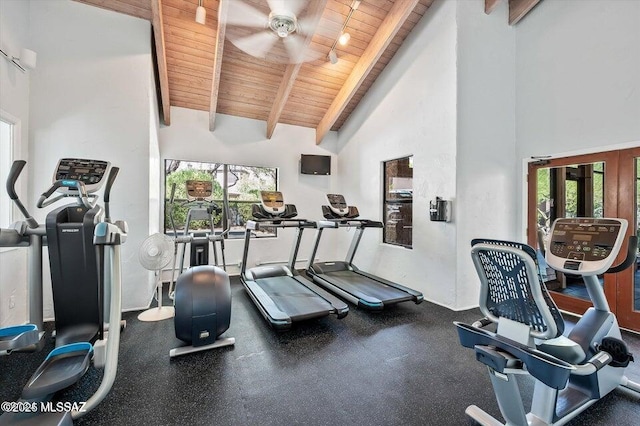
[319,271,414,304]
[255,277,334,321]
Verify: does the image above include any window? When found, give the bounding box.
[0,116,15,229]
[164,159,278,239]
[383,156,413,248]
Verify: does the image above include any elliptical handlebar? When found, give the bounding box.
[6,160,38,229]
[103,167,120,222]
[169,182,178,235]
[6,160,25,201]
[37,179,92,209]
[606,235,638,274]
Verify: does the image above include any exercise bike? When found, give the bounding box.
[455,217,640,426]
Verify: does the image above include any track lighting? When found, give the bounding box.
[195,0,206,25]
[328,0,360,64]
[0,47,37,72]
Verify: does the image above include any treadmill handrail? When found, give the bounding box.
[321,218,383,228]
[247,219,317,229]
[317,220,339,229]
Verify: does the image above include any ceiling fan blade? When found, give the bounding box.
[267,0,314,23]
[296,13,327,39]
[225,0,268,28]
[227,31,279,60]
[283,35,306,64]
[284,34,323,64]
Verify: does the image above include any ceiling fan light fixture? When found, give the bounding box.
[338,32,351,46]
[195,0,206,25]
[269,11,297,38]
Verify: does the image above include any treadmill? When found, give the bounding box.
[307,194,423,310]
[240,191,348,330]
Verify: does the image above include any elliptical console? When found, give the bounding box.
[186,180,213,201]
[52,158,110,194]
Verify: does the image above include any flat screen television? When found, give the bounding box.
[300,154,331,175]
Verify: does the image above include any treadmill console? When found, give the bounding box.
[53,158,110,194]
[186,180,213,201]
[546,218,628,276]
[327,194,349,216]
[260,191,285,215]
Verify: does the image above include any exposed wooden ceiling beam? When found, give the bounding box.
[209,0,229,132]
[315,0,420,144]
[485,0,500,15]
[151,0,171,125]
[509,0,541,25]
[266,0,327,139]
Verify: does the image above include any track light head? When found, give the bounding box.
[195,1,206,25]
[328,49,338,65]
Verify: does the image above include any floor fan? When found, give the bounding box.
[138,233,175,321]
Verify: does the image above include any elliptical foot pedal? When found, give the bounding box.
[21,342,93,400]
[0,324,39,353]
[599,337,634,368]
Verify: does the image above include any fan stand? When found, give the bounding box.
[138,272,175,322]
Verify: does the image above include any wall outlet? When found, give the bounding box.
[9,295,15,309]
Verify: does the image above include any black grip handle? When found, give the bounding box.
[607,235,638,274]
[6,160,26,200]
[104,167,119,203]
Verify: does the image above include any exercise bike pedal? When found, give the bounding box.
[598,337,634,368]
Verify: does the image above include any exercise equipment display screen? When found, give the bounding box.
[54,158,109,193]
[327,194,347,209]
[260,191,284,208]
[186,180,213,200]
[547,218,627,275]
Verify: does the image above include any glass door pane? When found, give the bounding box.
[534,162,605,301]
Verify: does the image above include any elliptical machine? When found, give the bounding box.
[0,158,127,424]
[455,217,640,426]
[170,180,234,358]
[169,180,227,281]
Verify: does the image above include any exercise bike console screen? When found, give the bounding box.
[546,217,627,276]
[260,191,284,215]
[53,158,110,194]
[186,180,213,201]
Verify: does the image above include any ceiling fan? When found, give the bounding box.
[224,0,329,64]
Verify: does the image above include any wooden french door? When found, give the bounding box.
[528,148,640,332]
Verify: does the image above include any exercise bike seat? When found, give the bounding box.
[536,335,586,364]
[21,343,93,400]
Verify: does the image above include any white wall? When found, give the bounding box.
[515,0,640,236]
[0,0,31,327]
[455,0,516,308]
[160,107,341,276]
[337,0,459,307]
[28,0,154,315]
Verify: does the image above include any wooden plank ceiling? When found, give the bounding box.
[75,0,541,142]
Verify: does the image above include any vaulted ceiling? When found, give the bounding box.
[73,0,542,144]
